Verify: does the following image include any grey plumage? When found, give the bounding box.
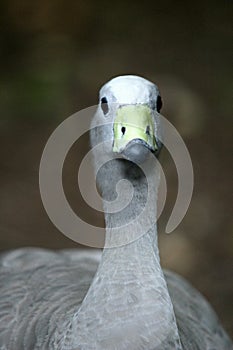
[0,75,232,349]
[0,248,232,349]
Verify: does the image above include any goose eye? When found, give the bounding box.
[101,97,109,115]
[156,95,162,113]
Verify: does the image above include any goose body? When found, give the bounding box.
[0,248,231,349]
[0,75,232,349]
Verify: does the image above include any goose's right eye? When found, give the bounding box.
[101,97,109,115]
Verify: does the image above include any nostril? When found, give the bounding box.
[121,126,126,135]
[146,125,150,135]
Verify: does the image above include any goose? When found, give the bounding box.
[0,75,232,350]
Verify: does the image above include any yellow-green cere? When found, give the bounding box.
[113,105,157,152]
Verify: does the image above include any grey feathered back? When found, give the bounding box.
[0,248,100,350]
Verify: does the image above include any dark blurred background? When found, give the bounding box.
[0,0,232,337]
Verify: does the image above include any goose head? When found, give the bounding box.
[92,75,163,164]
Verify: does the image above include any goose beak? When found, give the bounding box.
[113,105,158,159]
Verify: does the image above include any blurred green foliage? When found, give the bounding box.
[0,0,232,123]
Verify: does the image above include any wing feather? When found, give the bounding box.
[165,269,233,350]
[0,248,101,350]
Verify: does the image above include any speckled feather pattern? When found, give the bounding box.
[0,248,232,349]
[0,249,100,350]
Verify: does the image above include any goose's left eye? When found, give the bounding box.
[101,97,109,115]
[156,95,162,113]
